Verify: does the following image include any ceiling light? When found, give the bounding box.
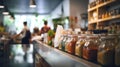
[2,8,9,15]
[0,0,4,8]
[2,12,9,15]
[30,0,36,8]
[0,5,4,8]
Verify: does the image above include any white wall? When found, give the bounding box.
[50,0,70,19]
[50,0,88,29]
[70,0,88,28]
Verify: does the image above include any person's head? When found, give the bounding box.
[33,27,39,33]
[44,20,48,25]
[23,21,27,26]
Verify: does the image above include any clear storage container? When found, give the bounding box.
[97,36,115,66]
[67,35,78,54]
[83,35,99,61]
[75,35,86,57]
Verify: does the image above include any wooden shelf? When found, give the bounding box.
[88,6,97,12]
[88,0,116,12]
[88,21,97,24]
[98,15,120,22]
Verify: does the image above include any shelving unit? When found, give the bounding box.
[88,0,120,30]
[98,14,120,22]
[88,0,116,12]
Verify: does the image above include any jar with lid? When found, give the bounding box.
[97,36,115,66]
[75,35,86,57]
[115,36,120,67]
[83,35,99,61]
[67,35,78,54]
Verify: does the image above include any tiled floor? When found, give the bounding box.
[0,44,34,67]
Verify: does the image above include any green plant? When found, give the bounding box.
[47,30,55,37]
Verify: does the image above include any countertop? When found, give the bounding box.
[34,40,102,67]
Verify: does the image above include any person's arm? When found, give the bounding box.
[12,30,23,39]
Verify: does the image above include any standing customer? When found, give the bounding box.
[40,20,51,34]
[14,21,31,44]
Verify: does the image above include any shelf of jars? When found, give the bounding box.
[34,40,101,67]
[88,0,116,12]
[89,14,120,24]
[98,14,120,22]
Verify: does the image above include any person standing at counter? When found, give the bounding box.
[40,20,51,43]
[40,20,51,34]
[14,21,31,44]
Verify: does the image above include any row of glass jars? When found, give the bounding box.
[58,34,120,66]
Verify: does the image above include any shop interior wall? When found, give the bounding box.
[70,0,89,29]
[50,0,70,18]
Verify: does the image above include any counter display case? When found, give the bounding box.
[34,40,101,67]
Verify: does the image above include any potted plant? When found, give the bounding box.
[47,30,55,46]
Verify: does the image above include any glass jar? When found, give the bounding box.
[75,35,86,57]
[67,35,78,54]
[115,36,120,66]
[59,35,65,50]
[97,36,115,66]
[65,35,72,52]
[83,35,99,61]
[61,36,67,51]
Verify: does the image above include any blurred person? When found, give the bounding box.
[14,21,31,44]
[0,22,5,32]
[32,27,40,36]
[31,27,42,41]
[40,20,51,34]
[0,22,6,37]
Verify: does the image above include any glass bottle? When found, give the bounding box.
[83,35,99,61]
[97,36,115,66]
[75,35,86,57]
[115,36,120,67]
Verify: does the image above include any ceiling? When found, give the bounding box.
[0,0,63,15]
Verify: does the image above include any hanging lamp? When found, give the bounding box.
[30,0,36,8]
[2,7,9,15]
[0,0,4,8]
